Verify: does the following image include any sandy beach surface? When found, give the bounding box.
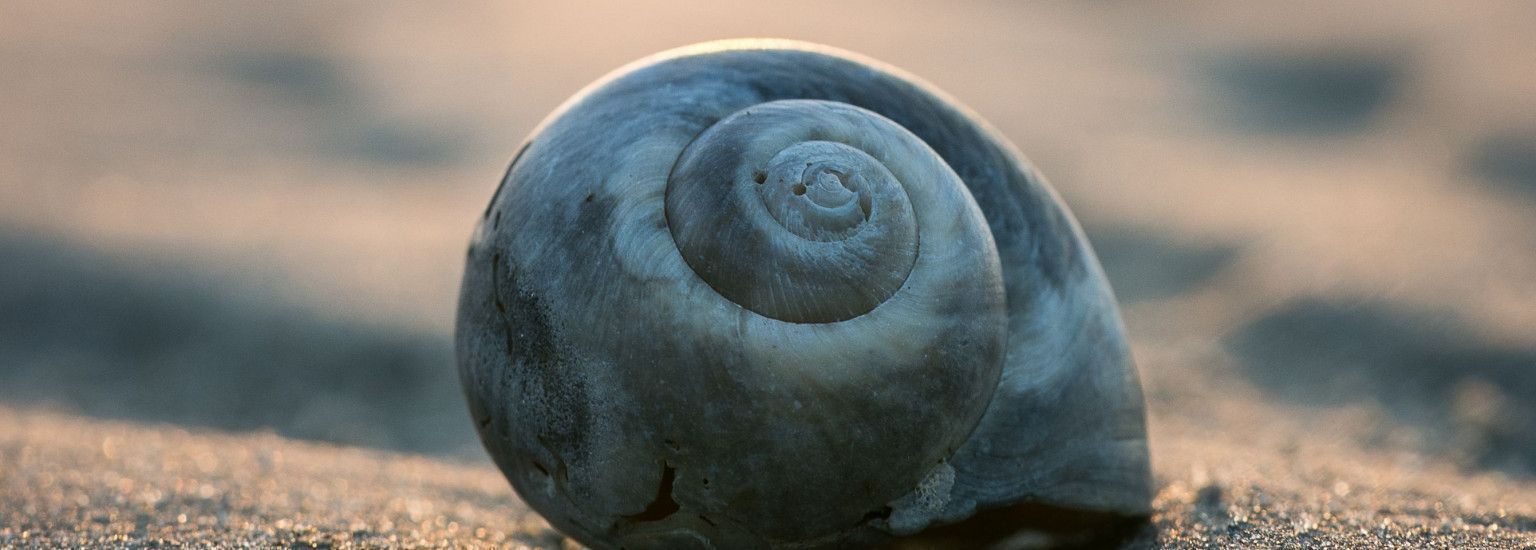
[3,405,1532,547]
[2,1,1535,547]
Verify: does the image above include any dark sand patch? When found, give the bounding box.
[1228,298,1536,476]
[201,49,468,167]
[1469,129,1536,196]
[0,234,476,457]
[1204,50,1404,135]
[1084,225,1240,303]
[213,50,351,104]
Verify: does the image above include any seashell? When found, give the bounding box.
[455,39,1151,549]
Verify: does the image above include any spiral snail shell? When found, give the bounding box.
[456,40,1151,548]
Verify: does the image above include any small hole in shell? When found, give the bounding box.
[753,171,766,184]
[792,183,807,196]
[862,506,893,523]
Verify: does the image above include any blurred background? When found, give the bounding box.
[1,0,1533,484]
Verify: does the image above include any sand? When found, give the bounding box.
[3,405,1532,548]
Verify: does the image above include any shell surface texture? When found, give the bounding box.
[456,40,1151,549]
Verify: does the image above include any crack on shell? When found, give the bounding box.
[621,462,680,523]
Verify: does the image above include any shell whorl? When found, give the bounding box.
[667,100,934,323]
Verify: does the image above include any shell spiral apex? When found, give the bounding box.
[456,40,1151,548]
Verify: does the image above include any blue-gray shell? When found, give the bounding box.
[456,40,1150,549]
